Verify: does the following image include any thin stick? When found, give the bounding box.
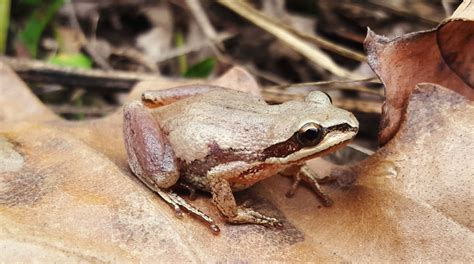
[1,56,159,92]
[65,0,112,70]
[267,78,384,97]
[347,143,376,156]
[185,0,219,41]
[261,89,382,114]
[366,1,440,26]
[48,104,117,115]
[218,0,364,79]
[0,0,10,54]
[260,11,366,62]
[155,33,233,62]
[274,77,380,87]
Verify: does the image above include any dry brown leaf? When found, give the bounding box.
[365,0,474,145]
[350,83,473,230]
[1,64,473,262]
[0,64,56,123]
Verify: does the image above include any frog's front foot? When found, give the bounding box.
[226,207,283,228]
[283,165,333,207]
[209,175,282,228]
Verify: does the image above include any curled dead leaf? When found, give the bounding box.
[365,1,474,145]
[351,83,474,230]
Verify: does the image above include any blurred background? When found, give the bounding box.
[0,0,460,150]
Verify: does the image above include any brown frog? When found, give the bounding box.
[123,85,359,233]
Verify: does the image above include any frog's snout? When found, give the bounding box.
[348,113,360,132]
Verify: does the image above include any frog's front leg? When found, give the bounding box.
[283,164,333,207]
[123,101,219,233]
[208,162,283,227]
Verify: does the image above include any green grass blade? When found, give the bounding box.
[183,57,216,78]
[18,0,64,57]
[0,0,11,54]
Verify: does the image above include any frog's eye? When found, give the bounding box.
[305,91,332,105]
[296,122,324,147]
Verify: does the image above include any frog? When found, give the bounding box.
[123,85,359,233]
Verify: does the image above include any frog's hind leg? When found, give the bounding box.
[165,190,220,233]
[123,101,179,189]
[123,101,219,234]
[156,189,220,234]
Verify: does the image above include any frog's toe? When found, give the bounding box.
[173,205,184,218]
[228,207,282,228]
[285,173,302,198]
[156,189,220,234]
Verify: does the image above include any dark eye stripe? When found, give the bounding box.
[325,123,358,134]
[260,123,357,160]
[260,133,302,160]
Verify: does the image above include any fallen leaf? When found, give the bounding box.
[365,0,474,145]
[351,83,474,229]
[0,63,56,122]
[0,64,472,262]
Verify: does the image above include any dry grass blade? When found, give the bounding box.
[451,0,474,18]
[48,104,117,115]
[155,33,233,62]
[366,0,441,25]
[185,0,218,41]
[218,0,365,79]
[270,78,383,96]
[1,56,160,92]
[64,1,112,70]
[275,19,367,62]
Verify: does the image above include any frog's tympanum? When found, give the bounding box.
[123,85,359,233]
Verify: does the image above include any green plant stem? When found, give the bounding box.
[175,31,187,74]
[18,0,64,57]
[0,0,11,54]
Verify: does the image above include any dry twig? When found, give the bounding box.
[261,88,381,114]
[155,33,233,63]
[48,104,117,115]
[185,0,219,41]
[1,56,159,92]
[218,0,365,79]
[270,78,383,97]
[65,0,112,70]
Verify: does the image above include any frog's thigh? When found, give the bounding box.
[123,101,179,188]
[141,85,226,107]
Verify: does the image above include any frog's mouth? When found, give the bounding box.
[262,124,358,164]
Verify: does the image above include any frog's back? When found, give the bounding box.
[151,89,287,163]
